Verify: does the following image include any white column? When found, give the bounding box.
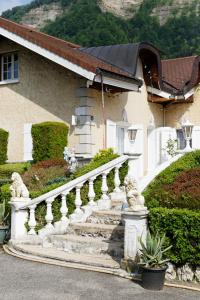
[28,204,37,235]
[114,165,121,193]
[74,185,83,214]
[60,192,69,222]
[88,177,96,206]
[45,197,54,229]
[101,171,109,201]
[127,154,141,180]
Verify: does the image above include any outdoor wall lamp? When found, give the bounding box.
[181,119,193,152]
[127,126,138,143]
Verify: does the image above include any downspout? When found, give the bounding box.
[94,69,106,149]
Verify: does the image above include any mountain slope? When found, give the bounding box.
[1,0,200,58]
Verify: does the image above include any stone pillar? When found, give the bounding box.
[121,210,149,261]
[74,87,94,158]
[126,153,141,181]
[10,198,30,240]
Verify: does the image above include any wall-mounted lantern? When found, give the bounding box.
[181,119,193,152]
[127,126,138,143]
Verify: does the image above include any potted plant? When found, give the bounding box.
[0,200,9,244]
[139,231,172,290]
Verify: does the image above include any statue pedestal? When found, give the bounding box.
[10,198,30,240]
[121,210,149,262]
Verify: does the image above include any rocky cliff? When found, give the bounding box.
[3,0,200,28]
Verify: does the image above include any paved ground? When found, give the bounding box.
[0,251,199,300]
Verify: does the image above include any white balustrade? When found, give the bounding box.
[74,185,83,214]
[28,204,37,235]
[60,192,69,222]
[101,171,109,201]
[45,197,54,229]
[88,177,96,206]
[114,165,122,193]
[10,155,130,240]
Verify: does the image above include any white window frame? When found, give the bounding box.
[1,52,19,84]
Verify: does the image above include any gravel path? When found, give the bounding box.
[0,251,199,300]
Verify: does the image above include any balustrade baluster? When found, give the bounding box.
[74,185,83,214]
[28,204,37,235]
[114,165,122,193]
[88,178,96,206]
[45,197,54,229]
[101,171,109,200]
[60,192,69,222]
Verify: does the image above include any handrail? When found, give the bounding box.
[18,155,129,210]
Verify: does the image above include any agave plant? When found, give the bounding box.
[139,231,172,268]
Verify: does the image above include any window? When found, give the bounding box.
[1,53,19,82]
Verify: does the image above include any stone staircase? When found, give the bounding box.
[46,200,124,269]
[8,155,142,274]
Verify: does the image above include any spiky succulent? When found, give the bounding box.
[0,201,7,226]
[139,231,172,268]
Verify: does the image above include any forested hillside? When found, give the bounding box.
[2,0,200,58]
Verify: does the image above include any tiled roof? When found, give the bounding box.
[0,17,135,81]
[162,56,200,94]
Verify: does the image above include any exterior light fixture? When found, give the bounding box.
[127,126,138,143]
[181,119,193,152]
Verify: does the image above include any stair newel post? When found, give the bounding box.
[101,171,109,201]
[75,185,83,214]
[60,192,69,222]
[114,164,122,193]
[88,177,96,206]
[45,197,54,229]
[28,204,37,235]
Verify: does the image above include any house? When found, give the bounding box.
[0,17,200,179]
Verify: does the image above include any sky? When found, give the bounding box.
[0,0,32,14]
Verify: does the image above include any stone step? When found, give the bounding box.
[69,223,124,240]
[87,210,122,225]
[11,244,121,269]
[49,234,124,258]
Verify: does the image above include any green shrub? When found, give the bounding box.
[32,122,69,162]
[144,150,200,209]
[149,208,200,266]
[0,129,9,165]
[0,162,30,179]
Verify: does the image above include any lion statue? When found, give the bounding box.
[10,172,29,199]
[124,175,147,211]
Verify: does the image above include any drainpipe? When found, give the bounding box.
[95,69,106,149]
[162,104,167,127]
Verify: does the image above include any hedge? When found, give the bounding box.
[143,150,200,209]
[0,129,9,165]
[32,122,69,162]
[149,208,200,266]
[0,162,30,180]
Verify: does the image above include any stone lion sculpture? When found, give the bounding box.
[10,172,29,199]
[124,175,147,211]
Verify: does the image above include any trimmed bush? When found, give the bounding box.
[32,122,69,162]
[0,162,30,180]
[144,150,200,209]
[0,129,9,165]
[149,208,200,266]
